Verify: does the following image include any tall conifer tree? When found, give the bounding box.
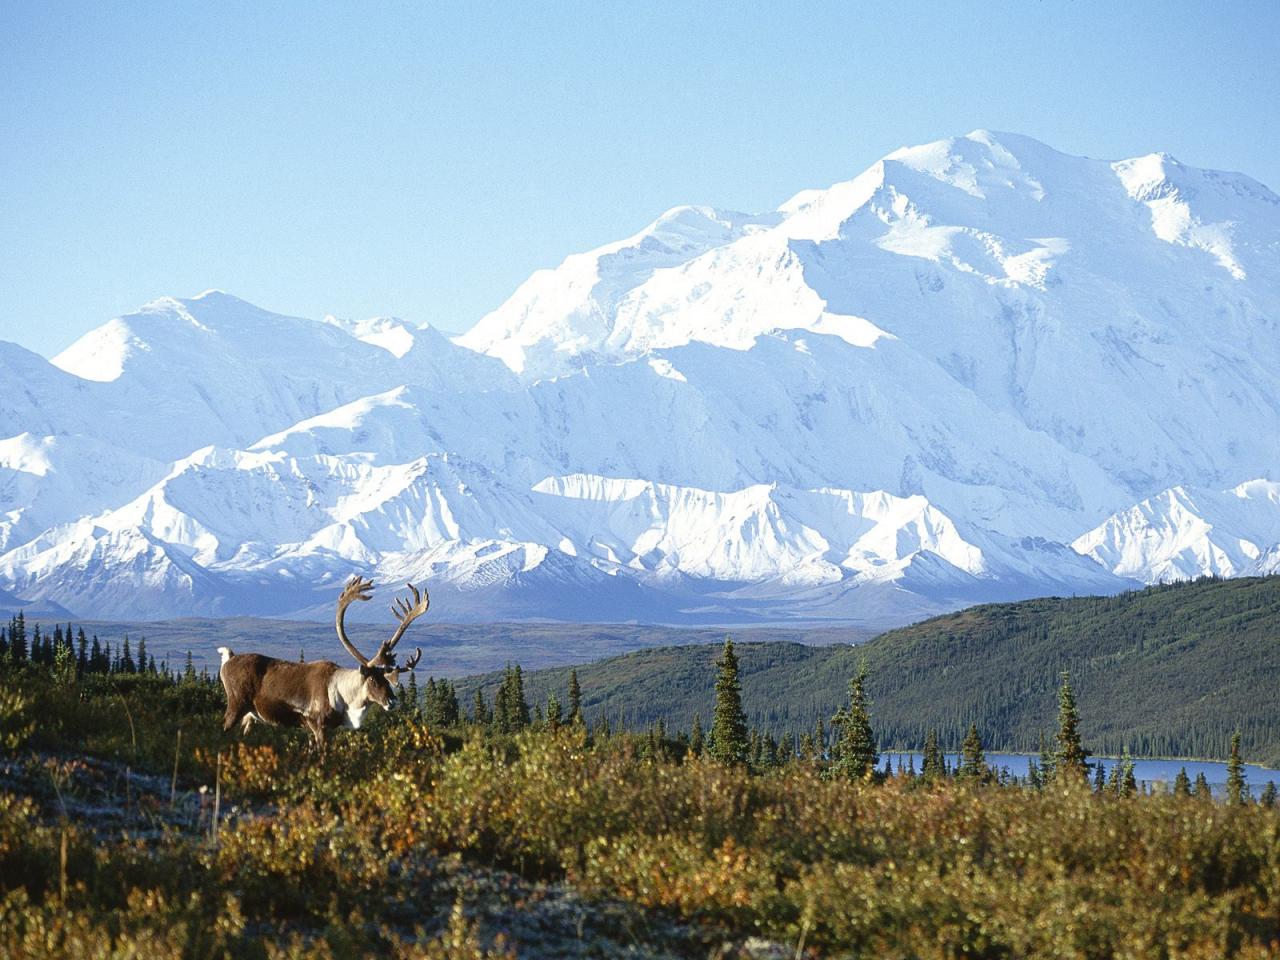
[830,662,877,781]
[1053,673,1088,782]
[958,722,987,781]
[568,669,583,725]
[1226,731,1247,806]
[689,713,705,757]
[922,728,945,781]
[708,638,749,765]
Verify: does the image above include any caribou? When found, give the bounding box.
[218,576,427,748]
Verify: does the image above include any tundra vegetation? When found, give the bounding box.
[1,625,1279,957]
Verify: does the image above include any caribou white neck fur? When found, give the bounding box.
[328,666,384,729]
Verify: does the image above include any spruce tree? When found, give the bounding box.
[798,731,815,762]
[182,650,196,683]
[1226,731,1247,806]
[1194,771,1212,801]
[1260,781,1277,809]
[136,636,148,675]
[1119,749,1137,798]
[830,662,877,781]
[439,681,459,726]
[546,692,563,730]
[405,671,420,719]
[76,628,88,676]
[958,722,987,782]
[1038,731,1055,783]
[568,669,583,725]
[424,678,439,723]
[12,613,26,662]
[749,729,764,769]
[1173,767,1191,798]
[493,678,512,732]
[689,713,704,757]
[922,728,945,781]
[1053,673,1088,782]
[510,665,530,729]
[472,687,490,726]
[708,638,749,766]
[1093,761,1106,793]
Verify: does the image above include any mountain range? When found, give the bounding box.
[2,130,1278,626]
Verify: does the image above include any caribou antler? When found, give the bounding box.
[335,575,376,666]
[371,582,430,667]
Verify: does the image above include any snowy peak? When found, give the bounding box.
[456,204,774,375]
[1073,480,1280,583]
[323,314,421,358]
[459,130,1280,381]
[2,129,1279,624]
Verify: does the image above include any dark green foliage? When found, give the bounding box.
[921,728,945,781]
[1194,772,1212,800]
[460,576,1280,766]
[1174,767,1191,798]
[708,639,749,765]
[471,686,490,725]
[491,664,530,734]
[1119,749,1138,798]
[958,722,987,782]
[422,676,460,727]
[1261,781,1277,809]
[568,668,583,725]
[1053,673,1088,782]
[829,662,877,781]
[1227,731,1248,805]
[689,713,704,756]
[8,613,26,662]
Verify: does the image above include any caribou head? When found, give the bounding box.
[333,575,427,712]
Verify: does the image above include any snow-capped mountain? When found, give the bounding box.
[1074,480,1280,583]
[2,131,1279,625]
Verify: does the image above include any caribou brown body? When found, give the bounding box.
[218,577,426,748]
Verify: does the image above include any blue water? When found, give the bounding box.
[882,752,1280,796]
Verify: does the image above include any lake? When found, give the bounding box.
[882,751,1280,797]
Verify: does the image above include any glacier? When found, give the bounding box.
[2,130,1279,625]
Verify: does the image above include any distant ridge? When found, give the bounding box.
[457,576,1280,766]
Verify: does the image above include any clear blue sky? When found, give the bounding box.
[2,0,1277,357]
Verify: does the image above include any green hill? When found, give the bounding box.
[455,576,1280,765]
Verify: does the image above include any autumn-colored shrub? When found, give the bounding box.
[2,660,1280,957]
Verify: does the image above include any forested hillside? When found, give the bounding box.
[457,576,1280,764]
